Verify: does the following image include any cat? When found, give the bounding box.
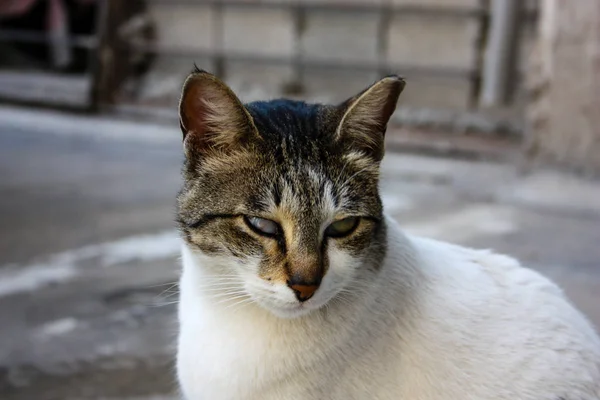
[175,69,600,400]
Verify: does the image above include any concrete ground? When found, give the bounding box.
[0,105,599,400]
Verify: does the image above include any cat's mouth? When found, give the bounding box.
[243,280,331,318]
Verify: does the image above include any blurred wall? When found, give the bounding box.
[526,0,600,176]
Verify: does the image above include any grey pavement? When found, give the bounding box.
[0,105,599,400]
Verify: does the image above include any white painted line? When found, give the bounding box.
[97,231,181,266]
[0,105,176,144]
[0,230,180,297]
[0,264,76,298]
[35,317,79,338]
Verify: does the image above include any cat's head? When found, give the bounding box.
[177,69,404,318]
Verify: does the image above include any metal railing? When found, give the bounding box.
[138,0,486,77]
[0,0,537,113]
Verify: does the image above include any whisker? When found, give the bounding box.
[195,281,244,287]
[146,281,178,288]
[196,283,244,288]
[155,291,180,300]
[151,299,179,307]
[199,275,244,279]
[211,290,250,299]
[196,283,244,289]
[198,287,244,294]
[200,277,244,281]
[223,297,255,312]
[156,284,180,298]
[213,293,252,306]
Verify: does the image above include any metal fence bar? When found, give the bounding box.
[376,0,392,77]
[89,0,119,110]
[467,0,490,107]
[127,41,478,80]
[287,1,306,94]
[480,0,521,107]
[211,0,225,77]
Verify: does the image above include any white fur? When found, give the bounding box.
[177,215,600,400]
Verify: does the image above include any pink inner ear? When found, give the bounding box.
[181,83,213,138]
[179,73,256,155]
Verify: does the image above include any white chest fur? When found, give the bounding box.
[177,218,600,400]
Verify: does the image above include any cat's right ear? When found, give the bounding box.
[335,75,405,161]
[179,68,258,159]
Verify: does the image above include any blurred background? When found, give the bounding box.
[0,1,599,399]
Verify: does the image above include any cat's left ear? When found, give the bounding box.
[179,68,258,159]
[336,76,405,161]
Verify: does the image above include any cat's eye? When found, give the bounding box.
[244,216,280,237]
[325,217,360,238]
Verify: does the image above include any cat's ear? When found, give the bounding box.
[336,76,405,161]
[179,68,258,158]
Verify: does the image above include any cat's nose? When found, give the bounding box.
[287,281,319,302]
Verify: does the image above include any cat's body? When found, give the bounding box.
[175,70,600,399]
[178,217,600,400]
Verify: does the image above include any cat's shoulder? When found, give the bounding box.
[408,235,560,296]
[398,235,600,397]
[403,234,598,340]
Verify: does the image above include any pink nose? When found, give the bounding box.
[288,284,319,302]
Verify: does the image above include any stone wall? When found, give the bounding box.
[525,0,600,176]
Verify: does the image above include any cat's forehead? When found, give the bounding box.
[245,101,346,172]
[273,164,337,208]
[246,100,337,146]
[188,146,376,216]
[256,153,379,219]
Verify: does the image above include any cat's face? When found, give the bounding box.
[177,69,404,318]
